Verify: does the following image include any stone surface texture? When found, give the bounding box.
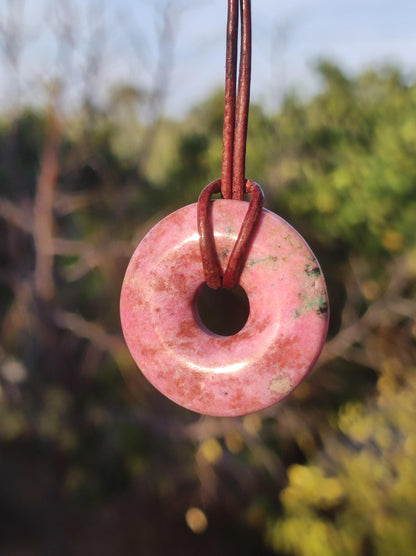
[120,200,329,417]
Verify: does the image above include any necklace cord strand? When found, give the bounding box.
[221,0,238,200]
[197,179,222,289]
[198,0,263,291]
[198,179,264,290]
[232,0,251,201]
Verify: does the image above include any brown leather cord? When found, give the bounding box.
[198,180,264,290]
[197,179,222,289]
[221,0,238,200]
[221,0,252,200]
[232,0,251,201]
[222,179,263,289]
[198,0,262,290]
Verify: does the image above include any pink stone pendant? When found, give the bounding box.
[120,200,328,417]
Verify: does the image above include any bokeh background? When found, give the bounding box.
[1,1,416,554]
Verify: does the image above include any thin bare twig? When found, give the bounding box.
[317,296,416,368]
[53,309,123,353]
[33,107,62,300]
[0,198,32,233]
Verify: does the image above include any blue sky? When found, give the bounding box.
[2,0,416,115]
[170,0,416,113]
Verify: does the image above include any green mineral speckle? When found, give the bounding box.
[246,255,278,267]
[304,262,321,277]
[295,293,328,319]
[316,295,328,316]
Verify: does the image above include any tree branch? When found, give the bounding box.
[33,107,62,300]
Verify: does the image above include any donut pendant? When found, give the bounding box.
[120,1,328,416]
[120,199,328,417]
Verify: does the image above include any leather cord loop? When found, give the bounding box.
[198,179,264,290]
[197,0,260,291]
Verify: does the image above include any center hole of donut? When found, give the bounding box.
[193,283,250,336]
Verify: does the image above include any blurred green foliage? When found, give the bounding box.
[268,362,416,556]
[0,62,415,554]
[272,63,416,259]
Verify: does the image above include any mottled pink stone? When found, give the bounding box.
[120,200,328,417]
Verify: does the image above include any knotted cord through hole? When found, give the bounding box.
[197,0,263,290]
[198,179,264,290]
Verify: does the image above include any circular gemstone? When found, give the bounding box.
[120,200,328,416]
